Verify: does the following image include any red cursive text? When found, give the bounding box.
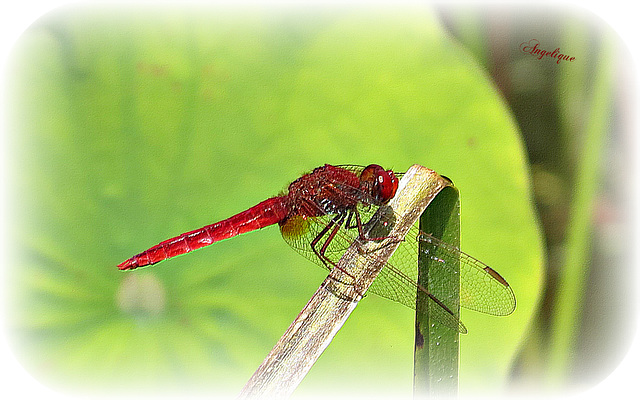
[520,39,575,64]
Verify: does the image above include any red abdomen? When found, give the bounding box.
[117,197,289,270]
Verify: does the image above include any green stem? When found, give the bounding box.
[414,185,461,397]
[547,34,616,383]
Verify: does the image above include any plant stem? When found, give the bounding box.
[414,185,461,398]
[547,33,616,384]
[239,165,451,399]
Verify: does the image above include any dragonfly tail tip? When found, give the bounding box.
[117,259,137,270]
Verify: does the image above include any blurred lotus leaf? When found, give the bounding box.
[7,6,542,397]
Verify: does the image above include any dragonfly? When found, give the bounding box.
[117,164,516,333]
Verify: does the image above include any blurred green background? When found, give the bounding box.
[3,4,629,398]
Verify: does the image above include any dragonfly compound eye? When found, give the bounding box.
[375,168,398,204]
[360,164,398,205]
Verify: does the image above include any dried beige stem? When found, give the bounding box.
[239,164,449,399]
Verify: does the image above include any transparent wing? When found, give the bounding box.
[279,204,468,333]
[374,226,516,316]
[280,213,356,271]
[369,257,467,333]
[278,166,515,333]
[418,233,516,316]
[279,202,379,269]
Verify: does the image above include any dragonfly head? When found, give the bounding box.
[360,164,399,205]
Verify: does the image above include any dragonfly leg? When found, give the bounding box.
[318,216,344,260]
[344,210,357,229]
[310,212,359,286]
[352,209,387,241]
[309,215,340,269]
[352,208,404,246]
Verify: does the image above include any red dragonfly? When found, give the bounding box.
[117,164,515,333]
